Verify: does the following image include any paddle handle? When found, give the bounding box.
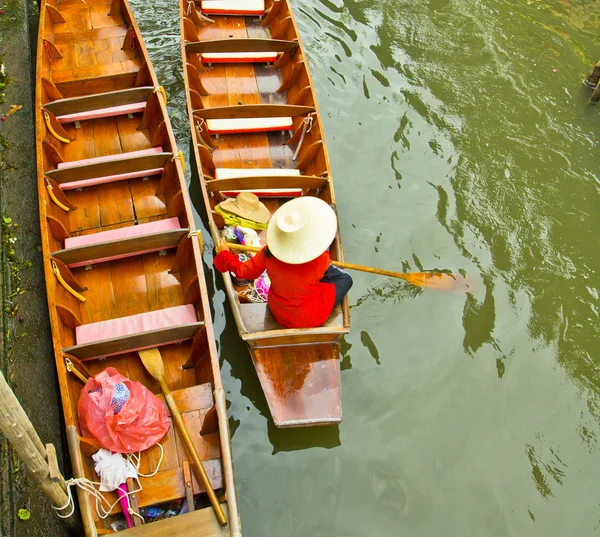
[224,242,412,280]
[160,380,228,527]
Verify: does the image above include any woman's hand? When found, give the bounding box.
[216,239,231,253]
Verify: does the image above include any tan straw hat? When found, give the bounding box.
[218,192,271,224]
[267,197,338,264]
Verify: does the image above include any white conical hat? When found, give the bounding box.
[266,197,338,264]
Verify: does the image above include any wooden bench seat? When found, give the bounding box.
[200,0,265,15]
[194,104,314,135]
[52,217,187,268]
[63,304,204,360]
[45,147,171,190]
[44,86,153,124]
[240,303,344,334]
[206,174,326,197]
[214,167,303,196]
[185,38,298,64]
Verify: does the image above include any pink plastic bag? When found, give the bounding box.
[78,367,170,453]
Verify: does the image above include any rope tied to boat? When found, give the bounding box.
[44,111,70,144]
[173,151,186,173]
[292,113,315,161]
[65,357,87,383]
[51,260,86,302]
[187,229,204,248]
[155,85,167,105]
[45,178,70,212]
[53,443,164,522]
[186,0,193,15]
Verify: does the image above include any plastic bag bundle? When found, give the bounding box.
[78,367,170,453]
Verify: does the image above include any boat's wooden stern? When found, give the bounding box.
[250,343,342,428]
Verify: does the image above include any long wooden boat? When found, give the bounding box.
[180,0,350,428]
[35,0,241,534]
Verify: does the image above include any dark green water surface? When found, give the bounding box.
[129,0,600,534]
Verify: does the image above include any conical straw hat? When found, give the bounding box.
[266,197,338,264]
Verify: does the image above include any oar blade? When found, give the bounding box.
[404,272,474,291]
[137,348,165,381]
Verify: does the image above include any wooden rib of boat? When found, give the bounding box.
[180,0,350,428]
[35,0,241,534]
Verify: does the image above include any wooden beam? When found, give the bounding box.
[0,372,75,522]
[43,86,153,117]
[192,104,314,120]
[45,152,171,184]
[204,175,326,193]
[63,322,205,361]
[185,38,298,54]
[51,228,188,266]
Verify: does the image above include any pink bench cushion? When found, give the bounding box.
[64,217,182,268]
[75,304,197,346]
[57,147,164,169]
[60,168,163,191]
[206,117,293,135]
[56,102,147,124]
[201,52,278,64]
[201,0,265,15]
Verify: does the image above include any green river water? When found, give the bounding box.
[128,0,600,535]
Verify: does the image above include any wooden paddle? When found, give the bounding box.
[223,242,470,291]
[137,349,228,527]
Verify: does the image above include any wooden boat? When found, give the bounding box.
[179,0,350,428]
[35,0,241,534]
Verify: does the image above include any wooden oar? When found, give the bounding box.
[137,349,228,527]
[224,242,470,291]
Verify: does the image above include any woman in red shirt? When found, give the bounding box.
[214,196,352,329]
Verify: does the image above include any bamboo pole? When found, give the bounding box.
[0,370,77,525]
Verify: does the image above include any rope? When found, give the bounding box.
[239,283,267,303]
[127,443,164,478]
[156,85,167,105]
[46,179,70,212]
[44,111,70,144]
[65,357,87,383]
[53,443,165,523]
[187,230,204,248]
[52,260,86,302]
[292,114,314,161]
[174,150,186,173]
[187,0,193,14]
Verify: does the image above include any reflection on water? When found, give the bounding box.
[130,0,600,532]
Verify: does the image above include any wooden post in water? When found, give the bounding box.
[0,370,78,526]
[584,60,600,103]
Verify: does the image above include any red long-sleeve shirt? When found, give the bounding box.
[214,247,336,328]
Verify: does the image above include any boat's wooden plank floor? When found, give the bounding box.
[73,251,184,323]
[46,0,141,93]
[194,14,294,171]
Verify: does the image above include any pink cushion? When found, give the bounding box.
[57,147,164,169]
[56,102,147,124]
[206,117,293,134]
[75,304,197,345]
[65,217,181,249]
[60,168,163,191]
[201,52,278,64]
